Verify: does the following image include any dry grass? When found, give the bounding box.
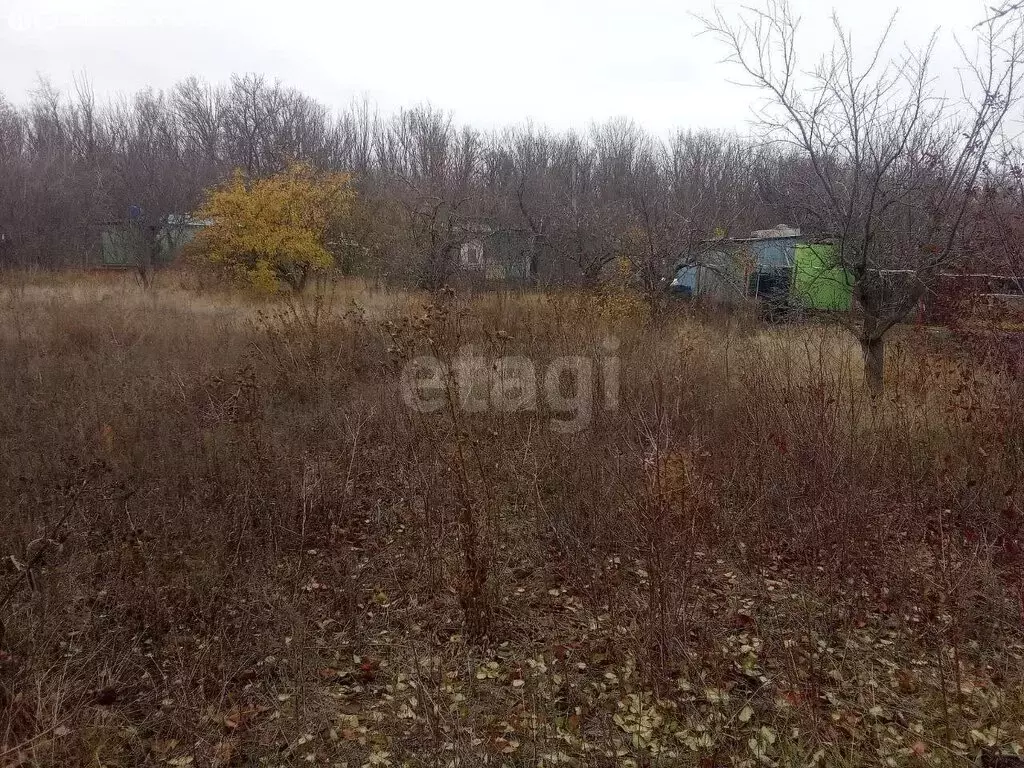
[1,270,1023,767]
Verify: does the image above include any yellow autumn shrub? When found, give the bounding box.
[192,163,355,292]
[594,253,651,323]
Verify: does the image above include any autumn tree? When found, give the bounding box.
[192,163,355,291]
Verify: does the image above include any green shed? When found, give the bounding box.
[99,216,207,268]
[792,244,853,311]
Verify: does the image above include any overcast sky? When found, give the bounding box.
[0,0,991,136]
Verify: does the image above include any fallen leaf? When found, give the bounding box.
[211,740,235,767]
[223,706,271,731]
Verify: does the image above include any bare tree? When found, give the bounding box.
[375,106,480,288]
[172,76,224,187]
[981,1,1024,25]
[969,142,1024,291]
[655,131,768,288]
[544,130,621,285]
[0,94,25,268]
[703,0,1024,393]
[107,88,196,287]
[486,123,557,283]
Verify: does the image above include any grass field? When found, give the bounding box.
[1,270,1023,767]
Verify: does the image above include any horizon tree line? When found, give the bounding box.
[0,73,857,284]
[1,73,1018,286]
[3,0,1024,393]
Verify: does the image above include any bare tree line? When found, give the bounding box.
[1,39,1022,303]
[0,73,810,284]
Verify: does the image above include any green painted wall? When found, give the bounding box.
[793,244,853,311]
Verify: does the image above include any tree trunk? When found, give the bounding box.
[295,265,310,292]
[860,335,885,396]
[279,263,310,292]
[134,224,157,290]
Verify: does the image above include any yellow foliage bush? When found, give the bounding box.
[191,163,355,292]
[593,254,651,323]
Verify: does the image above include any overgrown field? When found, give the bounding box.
[2,272,1024,767]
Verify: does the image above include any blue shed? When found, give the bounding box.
[670,225,803,307]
